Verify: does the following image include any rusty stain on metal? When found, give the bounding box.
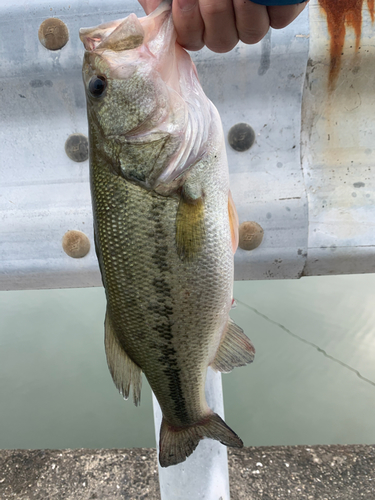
[368,0,375,20]
[38,18,69,51]
[319,0,375,89]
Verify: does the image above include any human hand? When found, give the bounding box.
[138,0,309,53]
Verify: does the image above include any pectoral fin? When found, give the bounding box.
[176,191,205,262]
[104,310,142,406]
[211,318,255,373]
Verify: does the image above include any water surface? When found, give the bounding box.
[1,274,374,450]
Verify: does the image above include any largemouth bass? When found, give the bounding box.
[80,1,255,468]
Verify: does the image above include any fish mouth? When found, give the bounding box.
[79,1,172,53]
[80,14,145,52]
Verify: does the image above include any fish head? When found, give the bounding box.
[80,1,213,190]
[80,3,181,140]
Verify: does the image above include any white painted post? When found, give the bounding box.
[152,368,230,500]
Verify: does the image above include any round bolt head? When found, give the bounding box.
[239,221,264,251]
[38,18,69,51]
[65,134,89,163]
[228,123,255,152]
[62,230,90,258]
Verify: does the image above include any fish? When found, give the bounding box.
[79,0,255,468]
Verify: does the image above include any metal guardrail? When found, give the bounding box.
[1,0,308,290]
[3,2,373,292]
[302,1,375,276]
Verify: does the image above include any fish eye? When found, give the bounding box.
[88,75,107,98]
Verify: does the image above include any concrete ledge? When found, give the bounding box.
[1,445,374,499]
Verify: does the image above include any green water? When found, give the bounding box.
[1,274,375,450]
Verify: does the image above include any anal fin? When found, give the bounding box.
[211,318,255,373]
[104,310,142,406]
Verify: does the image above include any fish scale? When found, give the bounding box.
[91,129,232,424]
[80,1,255,467]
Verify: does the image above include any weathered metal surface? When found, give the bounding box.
[302,0,375,276]
[0,0,310,290]
[200,24,310,281]
[318,0,375,89]
[1,0,374,289]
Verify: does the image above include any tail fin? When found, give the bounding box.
[159,412,243,468]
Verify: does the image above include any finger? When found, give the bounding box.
[199,0,239,53]
[233,0,270,45]
[268,1,309,30]
[173,0,205,51]
[138,0,162,15]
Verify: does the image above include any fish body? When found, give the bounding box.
[80,1,254,467]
